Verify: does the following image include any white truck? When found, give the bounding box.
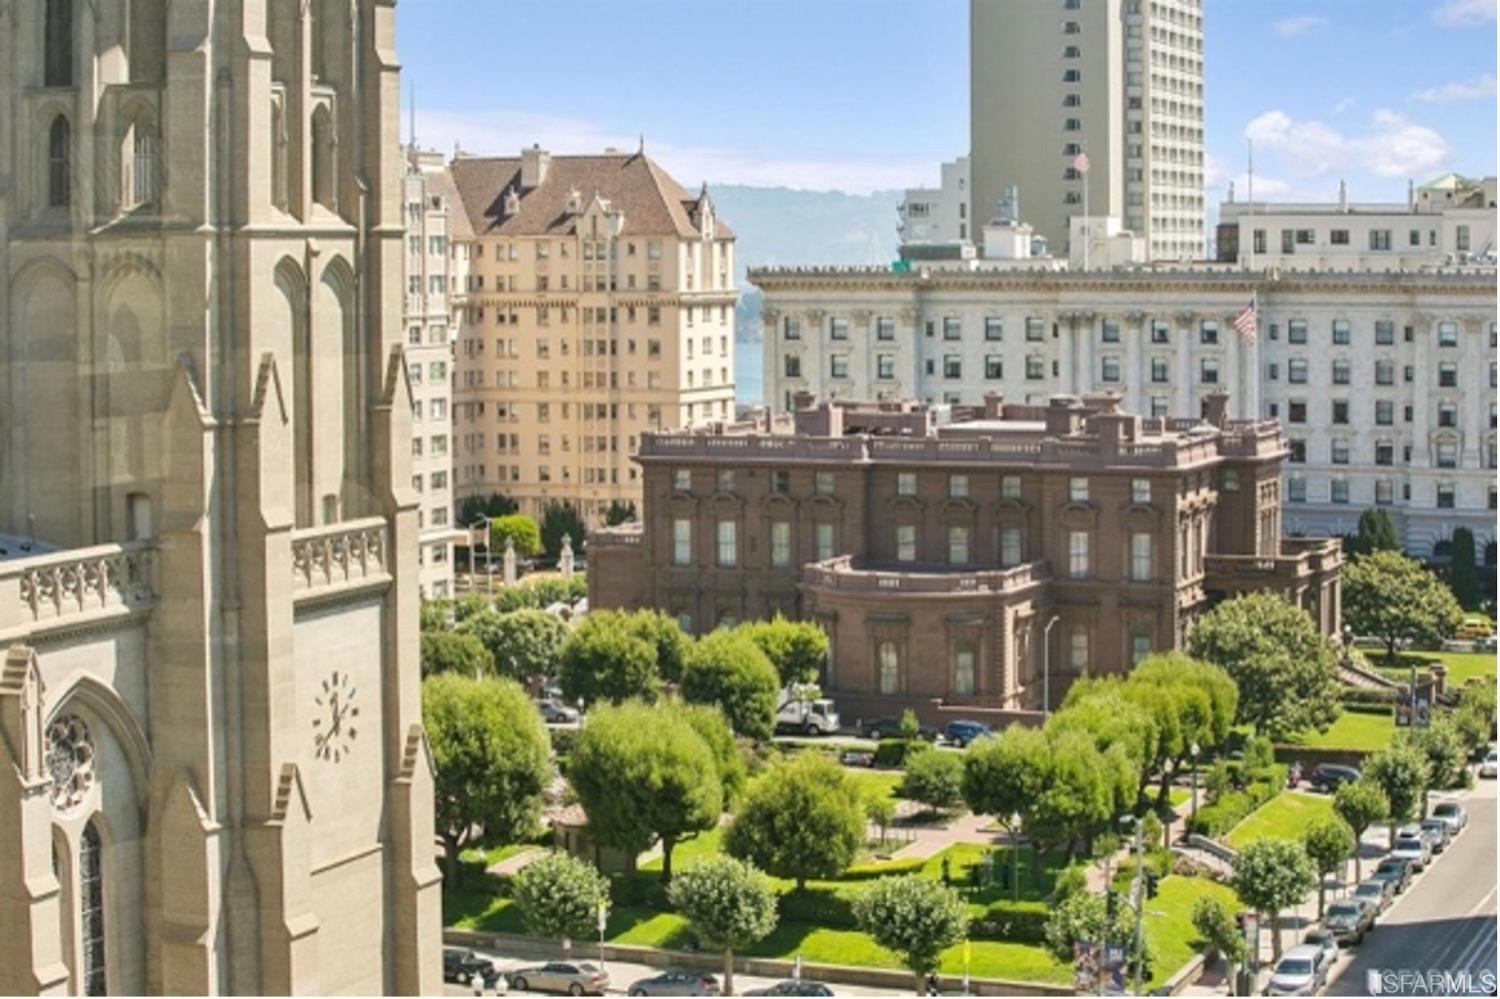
[775,685,840,736]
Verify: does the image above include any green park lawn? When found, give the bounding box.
[1288,710,1396,752]
[1364,650,1497,686]
[1224,791,1337,850]
[1140,875,1241,990]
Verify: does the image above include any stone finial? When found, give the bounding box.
[502,537,517,586]
[559,535,575,580]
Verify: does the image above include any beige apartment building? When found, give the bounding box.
[970,0,1204,260]
[0,1,439,994]
[449,147,738,524]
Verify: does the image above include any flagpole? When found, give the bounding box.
[1082,140,1090,271]
[1246,139,1254,270]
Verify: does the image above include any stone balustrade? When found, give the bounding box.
[0,543,156,637]
[801,555,1050,595]
[290,517,389,596]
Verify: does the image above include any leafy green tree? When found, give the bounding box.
[627,610,692,684]
[739,616,830,686]
[422,674,552,884]
[1363,743,1429,847]
[457,491,519,525]
[681,631,780,741]
[1056,679,1160,806]
[490,513,543,557]
[667,856,779,996]
[558,612,660,705]
[1043,891,1146,983]
[1454,683,1498,751]
[1332,780,1387,881]
[898,708,921,741]
[1230,839,1316,960]
[420,630,494,678]
[851,875,969,994]
[1343,551,1465,661]
[1398,720,1468,795]
[864,790,897,846]
[963,725,1049,897]
[1130,654,1238,804]
[724,753,865,889]
[540,501,587,560]
[419,598,452,633]
[603,500,637,526]
[567,701,722,883]
[1026,729,1119,870]
[459,608,569,680]
[1187,592,1342,739]
[453,592,490,624]
[899,748,965,812]
[677,703,748,805]
[1302,817,1356,916]
[1191,896,1245,971]
[1451,527,1480,609]
[1349,508,1401,557]
[511,852,609,954]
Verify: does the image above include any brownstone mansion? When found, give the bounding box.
[588,391,1342,725]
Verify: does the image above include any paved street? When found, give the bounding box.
[1325,780,1498,996]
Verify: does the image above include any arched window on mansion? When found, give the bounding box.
[878,641,900,695]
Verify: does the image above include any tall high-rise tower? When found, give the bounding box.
[969,0,1204,260]
[0,1,440,994]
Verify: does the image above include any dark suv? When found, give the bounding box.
[443,948,499,988]
[857,716,939,741]
[1309,763,1361,793]
[944,720,994,748]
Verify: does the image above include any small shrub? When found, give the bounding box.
[873,739,929,769]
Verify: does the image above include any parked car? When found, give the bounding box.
[1431,800,1469,834]
[535,699,580,724]
[1301,928,1340,970]
[1480,747,1497,779]
[1391,834,1431,872]
[744,981,836,997]
[1265,944,1327,996]
[1373,857,1414,894]
[626,970,721,996]
[1353,877,1396,915]
[857,716,938,742]
[1323,899,1376,945]
[944,719,994,748]
[443,948,500,989]
[1419,818,1452,853]
[506,962,609,996]
[1308,763,1361,793]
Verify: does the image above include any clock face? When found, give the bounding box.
[312,670,359,762]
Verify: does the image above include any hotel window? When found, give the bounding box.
[672,519,692,565]
[1331,400,1349,425]
[1150,397,1167,417]
[879,642,900,695]
[1289,440,1306,463]
[1437,483,1455,509]
[1150,358,1168,383]
[985,317,1004,341]
[1457,225,1472,251]
[1069,628,1089,670]
[1375,400,1394,425]
[1130,532,1152,582]
[1331,439,1350,465]
[717,469,736,493]
[717,520,738,567]
[783,317,801,340]
[1130,632,1152,666]
[1199,321,1219,345]
[1101,320,1120,343]
[896,524,917,562]
[1375,479,1394,506]
[1331,360,1351,385]
[1375,360,1394,386]
[1001,475,1022,500]
[1438,322,1458,347]
[816,471,835,495]
[943,317,962,340]
[1438,402,1458,428]
[771,521,792,568]
[1375,442,1394,466]
[1369,229,1392,251]
[1375,320,1395,345]
[1131,478,1151,504]
[1001,526,1022,567]
[830,317,849,340]
[830,355,848,379]
[1332,320,1351,345]
[953,645,976,697]
[672,468,691,492]
[878,355,896,380]
[1068,530,1089,578]
[876,317,895,340]
[1288,477,1307,503]
[1026,355,1046,380]
[985,355,1003,380]
[1253,230,1267,255]
[1438,362,1458,388]
[1200,358,1219,384]
[1436,440,1458,468]
[1101,356,1120,383]
[1068,477,1089,502]
[815,522,835,561]
[783,354,802,378]
[949,474,969,498]
[1151,321,1169,344]
[897,472,917,496]
[1288,320,1307,344]
[1330,479,1350,505]
[771,470,790,495]
[948,525,971,565]
[1330,229,1350,245]
[1026,317,1045,341]
[944,355,962,379]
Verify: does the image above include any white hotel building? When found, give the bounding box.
[752,265,1497,560]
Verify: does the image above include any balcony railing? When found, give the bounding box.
[1,543,156,636]
[291,518,389,596]
[801,555,1050,595]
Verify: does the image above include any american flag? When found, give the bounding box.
[1073,151,1090,174]
[1232,297,1258,343]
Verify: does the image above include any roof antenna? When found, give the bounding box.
[638,133,645,156]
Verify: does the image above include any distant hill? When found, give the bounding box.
[710,184,902,341]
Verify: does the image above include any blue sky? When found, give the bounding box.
[398,0,1497,203]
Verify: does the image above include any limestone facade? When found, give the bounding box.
[0,1,440,994]
[752,265,1498,559]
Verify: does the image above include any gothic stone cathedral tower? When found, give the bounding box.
[0,0,441,993]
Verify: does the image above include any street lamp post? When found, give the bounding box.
[468,517,489,587]
[1042,614,1061,718]
[1189,742,1201,834]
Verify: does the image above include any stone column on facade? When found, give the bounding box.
[1068,311,1095,392]
[1411,312,1434,468]
[1463,316,1489,469]
[1223,314,1240,418]
[899,307,919,398]
[759,306,781,410]
[852,309,873,396]
[1240,316,1261,420]
[807,309,827,401]
[1174,311,1196,417]
[1123,312,1147,415]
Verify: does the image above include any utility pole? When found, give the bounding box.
[1131,821,1146,998]
[1043,614,1061,717]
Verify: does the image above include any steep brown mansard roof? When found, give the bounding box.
[424,167,476,241]
[447,151,735,241]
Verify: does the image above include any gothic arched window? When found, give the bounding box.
[124,119,158,208]
[878,641,900,695]
[44,0,74,87]
[79,821,106,996]
[48,116,71,208]
[310,106,336,212]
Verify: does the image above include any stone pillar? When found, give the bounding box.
[1411,312,1434,468]
[559,534,574,579]
[1223,314,1240,417]
[1463,316,1489,469]
[1240,318,1261,420]
[760,306,781,411]
[1057,313,1075,394]
[1124,312,1146,415]
[1174,312,1196,417]
[807,308,827,400]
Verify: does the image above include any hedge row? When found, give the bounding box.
[1185,765,1286,838]
[1340,687,1398,707]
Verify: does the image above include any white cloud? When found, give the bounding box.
[1332,97,1356,114]
[1242,108,1450,180]
[1432,0,1496,25]
[1274,14,1328,36]
[1410,74,1498,103]
[413,108,932,194]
